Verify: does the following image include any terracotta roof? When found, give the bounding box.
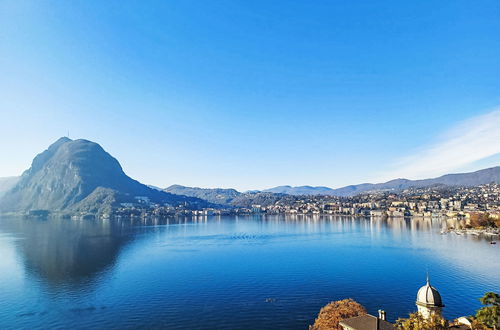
[339,314,395,330]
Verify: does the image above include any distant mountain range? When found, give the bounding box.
[164,185,241,205]
[262,166,500,196]
[164,166,500,204]
[263,185,336,196]
[0,137,206,214]
[0,137,498,214]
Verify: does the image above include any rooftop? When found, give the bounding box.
[416,277,444,308]
[339,314,394,330]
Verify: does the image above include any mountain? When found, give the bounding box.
[263,167,500,197]
[0,137,204,214]
[163,185,291,208]
[411,166,500,186]
[332,167,500,196]
[263,185,336,195]
[0,176,20,198]
[229,192,289,208]
[164,185,241,205]
[2,137,498,213]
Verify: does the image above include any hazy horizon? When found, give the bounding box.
[1,1,500,191]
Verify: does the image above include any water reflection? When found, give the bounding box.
[0,217,134,285]
[0,215,498,329]
[0,215,494,287]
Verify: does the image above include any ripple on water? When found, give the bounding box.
[0,215,498,329]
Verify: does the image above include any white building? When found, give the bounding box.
[416,275,444,319]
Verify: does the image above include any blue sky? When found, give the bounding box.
[1,0,500,190]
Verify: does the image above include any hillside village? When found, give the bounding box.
[111,184,500,227]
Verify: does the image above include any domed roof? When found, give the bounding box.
[416,277,444,308]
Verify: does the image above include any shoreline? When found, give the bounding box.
[442,227,500,238]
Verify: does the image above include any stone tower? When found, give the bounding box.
[416,275,444,319]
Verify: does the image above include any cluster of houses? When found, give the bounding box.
[107,184,500,222]
[247,184,500,220]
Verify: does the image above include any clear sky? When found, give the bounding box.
[1,0,500,191]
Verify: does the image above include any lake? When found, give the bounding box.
[0,215,498,329]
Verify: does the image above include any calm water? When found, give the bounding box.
[0,215,498,329]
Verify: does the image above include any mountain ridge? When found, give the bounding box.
[164,184,241,205]
[263,166,500,196]
[140,166,500,204]
[1,137,498,212]
[0,138,205,214]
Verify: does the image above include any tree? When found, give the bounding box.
[469,213,496,228]
[476,292,500,330]
[395,312,448,330]
[470,318,489,330]
[309,298,366,330]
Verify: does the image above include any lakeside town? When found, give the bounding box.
[109,183,500,226]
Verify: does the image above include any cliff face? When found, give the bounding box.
[0,137,202,213]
